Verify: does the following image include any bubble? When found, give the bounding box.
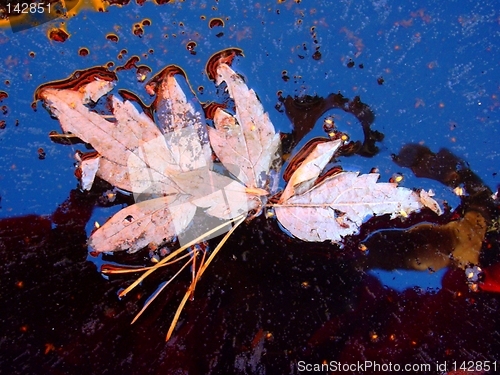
[78,48,90,57]
[133,23,144,37]
[186,41,197,55]
[209,18,224,28]
[106,33,119,43]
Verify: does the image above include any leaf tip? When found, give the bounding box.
[419,189,443,215]
[205,48,244,81]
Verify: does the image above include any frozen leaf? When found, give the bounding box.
[82,79,116,103]
[89,195,196,253]
[153,67,211,158]
[280,139,342,202]
[40,81,179,195]
[76,152,100,191]
[208,63,281,190]
[275,141,441,242]
[418,189,443,215]
[40,59,455,343]
[40,68,262,253]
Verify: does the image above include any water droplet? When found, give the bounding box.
[186,41,197,55]
[78,48,89,57]
[312,51,321,60]
[106,33,119,43]
[209,18,224,28]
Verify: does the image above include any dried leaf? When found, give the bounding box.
[40,69,265,253]
[40,81,179,195]
[88,195,195,253]
[41,61,452,342]
[275,141,441,242]
[208,63,281,190]
[280,139,342,202]
[364,210,487,271]
[76,152,100,191]
[418,189,443,215]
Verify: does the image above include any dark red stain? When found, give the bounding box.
[49,28,70,42]
[116,55,140,72]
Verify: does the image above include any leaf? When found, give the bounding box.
[275,140,441,242]
[75,151,101,191]
[40,67,266,253]
[89,195,196,253]
[208,63,281,190]
[280,139,342,202]
[41,60,451,343]
[40,80,179,195]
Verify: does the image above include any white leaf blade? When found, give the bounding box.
[155,72,212,167]
[276,172,440,242]
[209,63,281,189]
[280,139,342,202]
[79,154,100,191]
[40,85,181,195]
[171,169,255,219]
[81,79,115,103]
[89,196,196,253]
[419,189,443,215]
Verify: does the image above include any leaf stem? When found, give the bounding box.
[118,214,244,298]
[131,255,194,324]
[165,214,246,341]
[101,252,193,274]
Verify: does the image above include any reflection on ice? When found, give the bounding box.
[368,267,448,292]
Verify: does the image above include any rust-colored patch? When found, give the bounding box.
[203,102,227,120]
[115,56,140,72]
[48,27,70,43]
[340,27,365,52]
